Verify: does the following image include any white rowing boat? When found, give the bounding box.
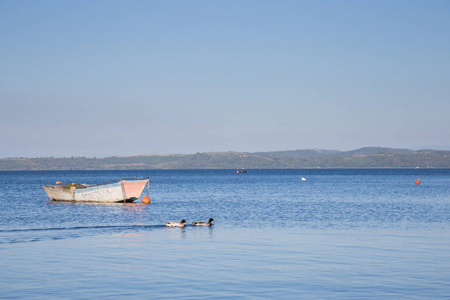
[43,177,149,203]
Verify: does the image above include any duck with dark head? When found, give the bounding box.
[192,218,215,226]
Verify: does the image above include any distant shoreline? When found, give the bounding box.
[1,168,449,172]
[1,147,449,171]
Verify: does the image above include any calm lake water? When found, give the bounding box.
[1,169,450,299]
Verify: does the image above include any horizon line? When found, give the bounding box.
[2,146,449,160]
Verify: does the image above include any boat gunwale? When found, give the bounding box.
[43,177,149,189]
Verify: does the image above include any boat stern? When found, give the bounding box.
[121,179,149,200]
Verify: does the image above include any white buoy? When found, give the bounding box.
[301,177,306,181]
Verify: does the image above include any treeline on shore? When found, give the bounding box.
[1,147,449,170]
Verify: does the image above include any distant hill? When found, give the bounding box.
[253,149,340,159]
[0,147,449,170]
[336,147,412,157]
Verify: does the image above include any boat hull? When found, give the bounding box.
[43,178,149,203]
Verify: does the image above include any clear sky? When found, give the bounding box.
[1,0,449,158]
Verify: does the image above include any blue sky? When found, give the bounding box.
[1,0,449,157]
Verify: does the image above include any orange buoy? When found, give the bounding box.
[236,170,239,174]
[55,181,62,184]
[142,195,151,204]
[415,178,421,185]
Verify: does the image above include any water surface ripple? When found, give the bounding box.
[1,169,450,299]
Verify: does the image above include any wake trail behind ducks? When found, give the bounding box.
[0,224,166,245]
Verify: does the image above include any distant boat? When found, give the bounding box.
[43,177,149,203]
[238,168,247,173]
[415,178,421,185]
[301,177,307,181]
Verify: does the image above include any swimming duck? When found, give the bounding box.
[165,219,188,227]
[192,218,215,226]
